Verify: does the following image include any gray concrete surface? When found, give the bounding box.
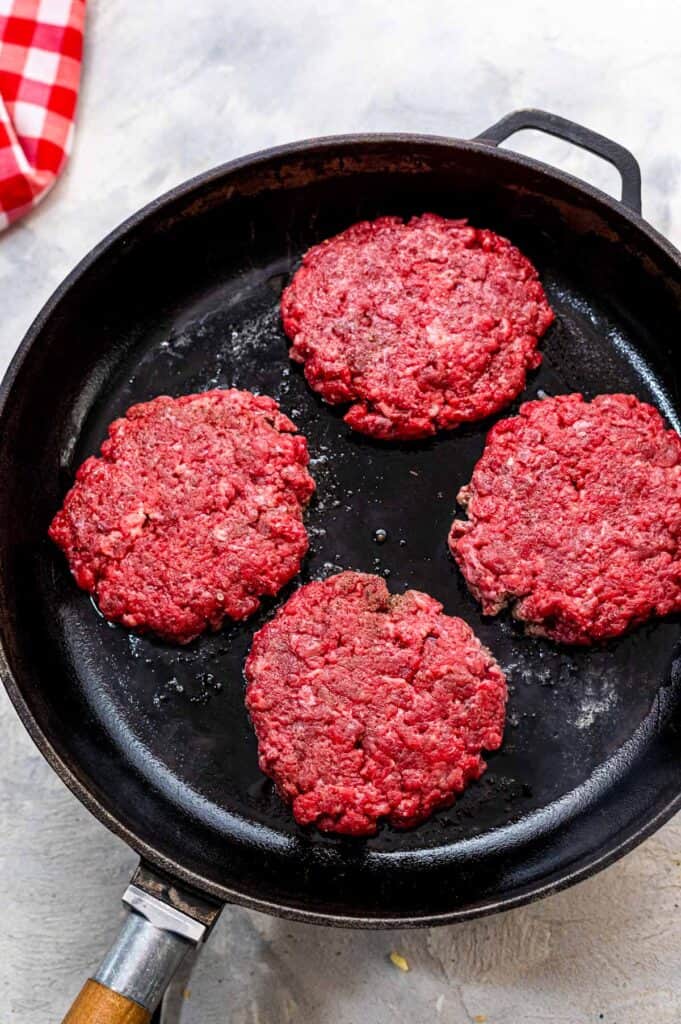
[1,1,681,1020]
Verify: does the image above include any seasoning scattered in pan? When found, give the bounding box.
[450,393,681,645]
[245,571,507,836]
[281,213,554,440]
[49,389,315,643]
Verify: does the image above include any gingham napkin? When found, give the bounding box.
[0,0,85,230]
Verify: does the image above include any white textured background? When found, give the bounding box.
[2,1,681,1020]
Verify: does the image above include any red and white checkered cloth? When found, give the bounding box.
[0,0,85,230]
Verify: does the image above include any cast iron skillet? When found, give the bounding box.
[2,109,681,1021]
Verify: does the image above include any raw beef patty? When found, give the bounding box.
[49,389,315,643]
[450,393,681,645]
[245,571,507,835]
[281,213,554,440]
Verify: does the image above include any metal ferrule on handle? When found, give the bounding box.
[95,886,204,1008]
[62,886,208,1023]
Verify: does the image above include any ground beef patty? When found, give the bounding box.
[450,393,681,645]
[245,571,507,835]
[49,390,315,644]
[281,214,554,440]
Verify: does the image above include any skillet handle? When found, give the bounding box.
[61,882,210,1023]
[63,980,152,1023]
[474,108,642,214]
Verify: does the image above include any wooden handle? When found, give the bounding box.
[62,979,151,1024]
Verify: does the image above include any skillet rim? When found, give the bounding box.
[1,130,681,926]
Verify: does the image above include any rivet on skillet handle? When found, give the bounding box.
[61,864,222,1023]
[474,108,643,214]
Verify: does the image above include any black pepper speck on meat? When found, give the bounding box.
[245,571,507,836]
[281,214,554,440]
[49,390,315,643]
[450,393,681,645]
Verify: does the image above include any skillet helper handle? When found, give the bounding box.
[475,108,642,214]
[61,884,207,1023]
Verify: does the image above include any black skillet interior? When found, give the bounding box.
[2,138,681,922]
